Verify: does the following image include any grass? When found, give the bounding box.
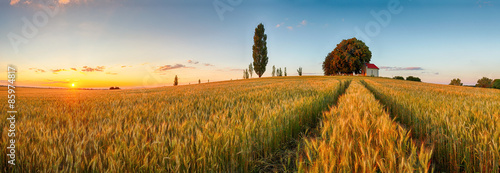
[297,80,432,172]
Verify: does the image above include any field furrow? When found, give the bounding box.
[297,80,432,172]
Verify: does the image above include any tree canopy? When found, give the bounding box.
[252,23,268,78]
[174,75,178,86]
[248,63,253,78]
[406,76,421,82]
[476,77,492,88]
[272,65,276,77]
[493,79,500,89]
[297,67,302,76]
[449,78,463,86]
[393,76,405,80]
[323,37,372,75]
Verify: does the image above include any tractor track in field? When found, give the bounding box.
[294,80,433,172]
[360,80,438,172]
[254,80,351,172]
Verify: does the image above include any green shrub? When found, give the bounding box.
[406,76,421,82]
[493,79,500,89]
[393,76,404,80]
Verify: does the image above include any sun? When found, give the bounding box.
[71,83,75,87]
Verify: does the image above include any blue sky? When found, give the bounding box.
[1,0,499,88]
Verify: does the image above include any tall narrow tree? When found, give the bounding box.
[297,67,303,76]
[284,67,287,76]
[252,23,268,78]
[174,75,178,86]
[248,63,253,78]
[272,65,276,77]
[243,69,250,79]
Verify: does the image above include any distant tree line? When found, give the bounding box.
[391,76,500,89]
[271,66,286,77]
[243,69,250,79]
[474,77,500,89]
[448,77,500,89]
[392,76,421,82]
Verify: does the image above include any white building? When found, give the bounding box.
[362,63,379,77]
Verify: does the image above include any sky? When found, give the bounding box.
[0,0,499,88]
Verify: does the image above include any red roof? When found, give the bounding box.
[366,63,379,69]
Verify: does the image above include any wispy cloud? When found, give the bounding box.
[296,20,308,28]
[10,0,96,6]
[188,60,215,67]
[277,19,306,30]
[51,69,67,74]
[379,66,424,71]
[29,68,46,73]
[276,22,284,28]
[81,66,105,72]
[300,20,307,26]
[187,60,199,64]
[156,64,187,72]
[421,71,439,75]
[10,0,20,5]
[58,0,69,4]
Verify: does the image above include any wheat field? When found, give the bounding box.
[363,78,500,172]
[1,76,348,172]
[297,81,432,172]
[1,76,499,172]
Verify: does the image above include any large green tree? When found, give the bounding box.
[252,23,268,78]
[323,37,371,75]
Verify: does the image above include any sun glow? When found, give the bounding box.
[71,83,75,87]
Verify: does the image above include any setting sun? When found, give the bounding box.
[71,83,75,87]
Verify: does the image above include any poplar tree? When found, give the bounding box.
[252,23,268,78]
